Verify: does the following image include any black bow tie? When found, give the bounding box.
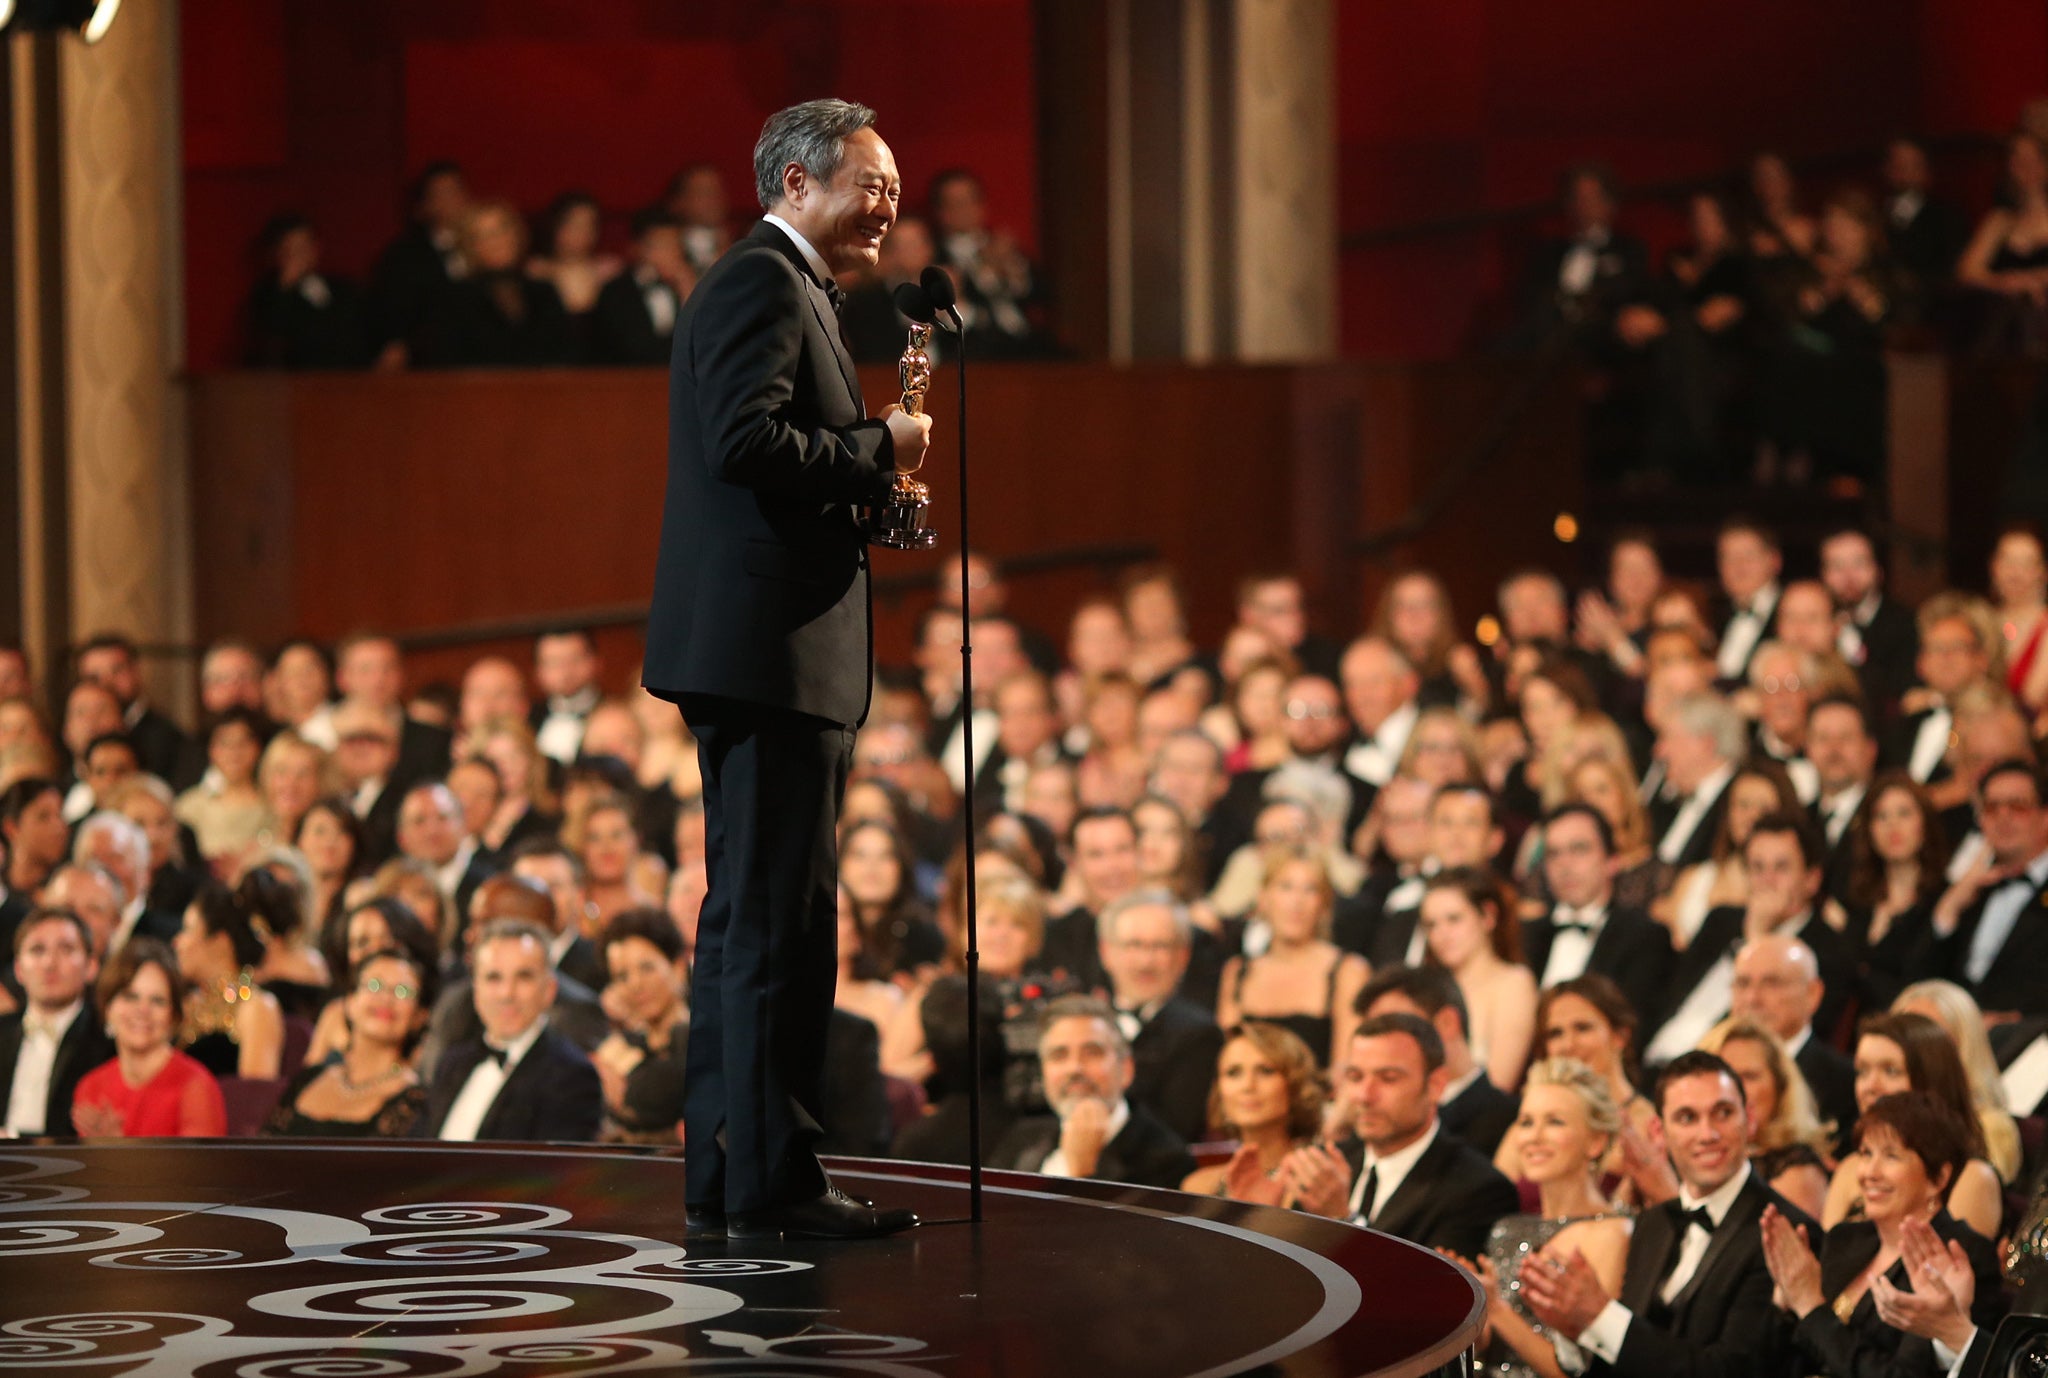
[481,1044,510,1068]
[1554,921,1594,938]
[824,279,845,316]
[1681,1206,1717,1236]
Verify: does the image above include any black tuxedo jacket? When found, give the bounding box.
[1795,1035,1860,1146]
[424,1026,602,1143]
[1596,1172,1813,1378]
[0,1002,115,1136]
[1934,872,2048,1017]
[369,223,461,352]
[1792,1213,2003,1378]
[591,270,680,366]
[1662,907,1857,1046]
[1653,773,1733,872]
[1882,707,1953,786]
[554,935,607,998]
[420,973,611,1080]
[642,220,897,728]
[1439,1074,1520,1158]
[396,719,453,794]
[249,274,369,370]
[1360,1126,1518,1259]
[1849,597,1919,720]
[1125,996,1226,1145]
[1889,197,1969,286]
[1990,1014,2048,1117]
[1522,904,1674,1030]
[1505,230,1652,353]
[990,1101,1196,1190]
[129,706,201,793]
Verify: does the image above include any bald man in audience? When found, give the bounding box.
[1728,933,1857,1141]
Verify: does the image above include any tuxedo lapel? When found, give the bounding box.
[1371,1137,1443,1234]
[0,1020,20,1105]
[749,222,864,416]
[1624,1204,1681,1314]
[1668,1178,1763,1318]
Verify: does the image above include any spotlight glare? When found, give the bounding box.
[80,0,117,42]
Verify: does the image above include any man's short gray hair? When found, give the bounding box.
[1037,993,1129,1060]
[1668,691,1747,763]
[754,99,878,211]
[1098,887,1191,949]
[73,810,148,878]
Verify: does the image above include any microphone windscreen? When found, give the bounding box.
[892,281,936,323]
[919,265,958,311]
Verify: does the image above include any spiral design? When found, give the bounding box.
[0,1220,161,1255]
[359,1203,570,1233]
[196,1353,465,1378]
[93,1247,244,1269]
[642,1256,811,1278]
[337,1238,548,1268]
[248,1282,574,1324]
[486,1340,665,1365]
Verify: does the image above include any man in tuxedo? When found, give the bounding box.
[247,214,367,370]
[1884,596,1998,787]
[1235,574,1342,681]
[1041,808,1141,987]
[1991,1014,2048,1121]
[396,783,499,927]
[1929,760,2048,1018]
[1333,776,1435,960]
[1522,1050,1813,1378]
[1711,521,1784,688]
[1728,933,1858,1140]
[1524,804,1674,1030]
[74,634,199,791]
[1882,139,1968,288]
[1746,642,1820,803]
[1339,637,1420,789]
[1,907,112,1137]
[990,996,1196,1189]
[640,99,929,1243]
[976,671,1070,816]
[330,698,405,867]
[1502,161,1650,357]
[71,814,179,957]
[1807,696,1878,900]
[1096,889,1224,1145]
[1358,965,1519,1157]
[507,841,607,995]
[1650,693,1742,871]
[530,630,603,767]
[424,919,601,1143]
[1820,528,1918,719]
[592,209,694,367]
[1150,729,1233,889]
[334,633,452,797]
[1647,813,1857,1066]
[1289,1012,1516,1255]
[57,681,122,822]
[367,159,469,369]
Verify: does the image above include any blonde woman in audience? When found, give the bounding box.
[1394,707,1484,788]
[1565,754,1670,910]
[1498,975,1655,1183]
[883,866,1047,1083]
[630,680,699,798]
[1699,1016,1833,1217]
[1217,847,1369,1070]
[1421,867,1536,1092]
[1891,980,2022,1184]
[255,729,331,852]
[1457,1058,1632,1378]
[1181,1022,1325,1205]
[1653,757,1801,948]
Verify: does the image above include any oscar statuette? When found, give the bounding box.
[865,308,940,550]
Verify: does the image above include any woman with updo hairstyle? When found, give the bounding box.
[306,896,441,1066]
[1699,1016,1834,1218]
[263,947,431,1138]
[71,938,227,1139]
[1459,1058,1632,1378]
[1823,1011,2004,1239]
[579,793,661,932]
[1499,975,1655,1186]
[171,878,287,1079]
[1181,1022,1326,1205]
[592,906,690,1145]
[238,849,331,1019]
[1217,846,1369,1070]
[1421,866,1536,1092]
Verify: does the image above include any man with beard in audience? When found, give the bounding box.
[1216,674,1373,853]
[1820,528,1918,717]
[990,995,1195,1188]
[1096,889,1224,1145]
[0,906,112,1137]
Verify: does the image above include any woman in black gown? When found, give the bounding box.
[263,948,432,1138]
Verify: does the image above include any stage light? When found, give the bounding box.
[1553,512,1579,543]
[3,0,121,42]
[1475,615,1501,648]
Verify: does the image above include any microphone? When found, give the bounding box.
[920,266,962,330]
[892,281,936,324]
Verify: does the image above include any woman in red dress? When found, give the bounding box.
[71,938,227,1138]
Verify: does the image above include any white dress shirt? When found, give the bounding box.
[2002,1030,2048,1118]
[1349,1119,1439,1224]
[1539,903,1608,990]
[298,703,338,752]
[1578,1161,1754,1361]
[1818,783,1866,848]
[762,213,835,290]
[438,1018,548,1142]
[1040,1097,1131,1178]
[1658,763,1734,865]
[1908,707,1953,784]
[1962,849,2048,985]
[434,838,479,917]
[535,685,599,766]
[1558,228,1610,297]
[1344,702,1419,788]
[4,999,84,1135]
[1716,585,1780,681]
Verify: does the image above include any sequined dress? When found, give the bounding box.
[1480,1211,1627,1378]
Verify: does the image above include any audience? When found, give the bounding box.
[264,946,430,1137]
[71,938,227,1138]
[1,906,113,1136]
[1180,1021,1325,1205]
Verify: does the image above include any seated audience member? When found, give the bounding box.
[1361,964,1520,1157]
[1374,571,1488,713]
[248,213,366,369]
[1519,1051,1816,1378]
[504,838,608,993]
[1507,656,1600,821]
[1823,1012,2003,1239]
[1956,131,2048,358]
[37,863,124,969]
[1744,643,1822,804]
[422,199,574,369]
[1658,758,1803,950]
[578,794,662,932]
[662,162,731,275]
[71,937,227,1138]
[592,208,693,366]
[329,697,405,866]
[1234,572,1341,684]
[1420,868,1537,1093]
[1217,848,1369,1070]
[171,878,287,1080]
[1838,771,1947,1012]
[264,947,431,1137]
[1040,806,1141,987]
[1648,812,1855,1067]
[256,731,328,858]
[525,191,620,334]
[1728,933,1859,1141]
[472,718,561,853]
[1648,691,1746,879]
[2,778,66,918]
[420,874,608,1075]
[1991,1008,2048,1121]
[1121,564,1209,702]
[1288,1012,1517,1254]
[267,640,335,748]
[61,692,125,821]
[1,907,113,1136]
[423,918,601,1142]
[1214,654,1294,776]
[1501,161,1649,363]
[892,974,1014,1165]
[834,885,902,1034]
[173,708,273,872]
[74,808,179,954]
[1698,1017,1835,1218]
[989,994,1196,1188]
[1457,1059,1633,1378]
[1524,804,1673,1028]
[1994,525,2048,708]
[1181,1022,1324,1205]
[529,630,603,766]
[928,167,1055,358]
[306,896,439,1065]
[1097,888,1224,1145]
[591,907,689,1145]
[1131,793,1223,939]
[1817,529,1918,718]
[1212,780,1367,922]
[367,160,470,368]
[74,634,197,791]
[843,213,938,365]
[1759,1091,2005,1378]
[1337,776,1436,958]
[1806,696,1877,881]
[1884,594,1997,788]
[1337,636,1422,789]
[839,818,943,982]
[1501,976,1656,1186]
[238,852,331,1019]
[1369,784,1508,970]
[364,859,449,960]
[113,775,205,922]
[1928,760,2048,1018]
[397,782,497,927]
[1563,755,1669,912]
[1890,981,2023,1186]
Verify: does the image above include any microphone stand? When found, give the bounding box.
[947,307,984,1226]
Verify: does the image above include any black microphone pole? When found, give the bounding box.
[922,267,982,1226]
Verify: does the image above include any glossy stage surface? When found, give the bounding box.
[0,1143,1482,1377]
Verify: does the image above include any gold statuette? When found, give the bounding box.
[865,321,939,551]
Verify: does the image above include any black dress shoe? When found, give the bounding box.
[727,1187,919,1242]
[684,1204,726,1239]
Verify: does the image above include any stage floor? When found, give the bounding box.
[0,1142,1481,1377]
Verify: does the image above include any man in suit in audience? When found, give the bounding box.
[1882,139,1969,288]
[1502,162,1649,358]
[1149,729,1235,891]
[74,634,200,792]
[530,630,605,768]
[1288,1013,1517,1256]
[1710,521,1784,689]
[1358,965,1519,1158]
[1369,784,1505,971]
[1807,696,1878,899]
[592,209,694,367]
[331,697,407,868]
[335,633,452,797]
[1883,596,1997,787]
[0,907,112,1137]
[1522,1050,1814,1378]
[397,783,499,929]
[1728,933,1858,1141]
[507,841,607,996]
[1820,528,1918,720]
[1041,808,1141,988]
[1523,804,1674,1029]
[1990,1014,2048,1121]
[1338,637,1421,790]
[1930,760,2048,1019]
[1096,889,1225,1145]
[990,995,1195,1189]
[1649,693,1743,872]
[368,160,470,368]
[424,918,602,1143]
